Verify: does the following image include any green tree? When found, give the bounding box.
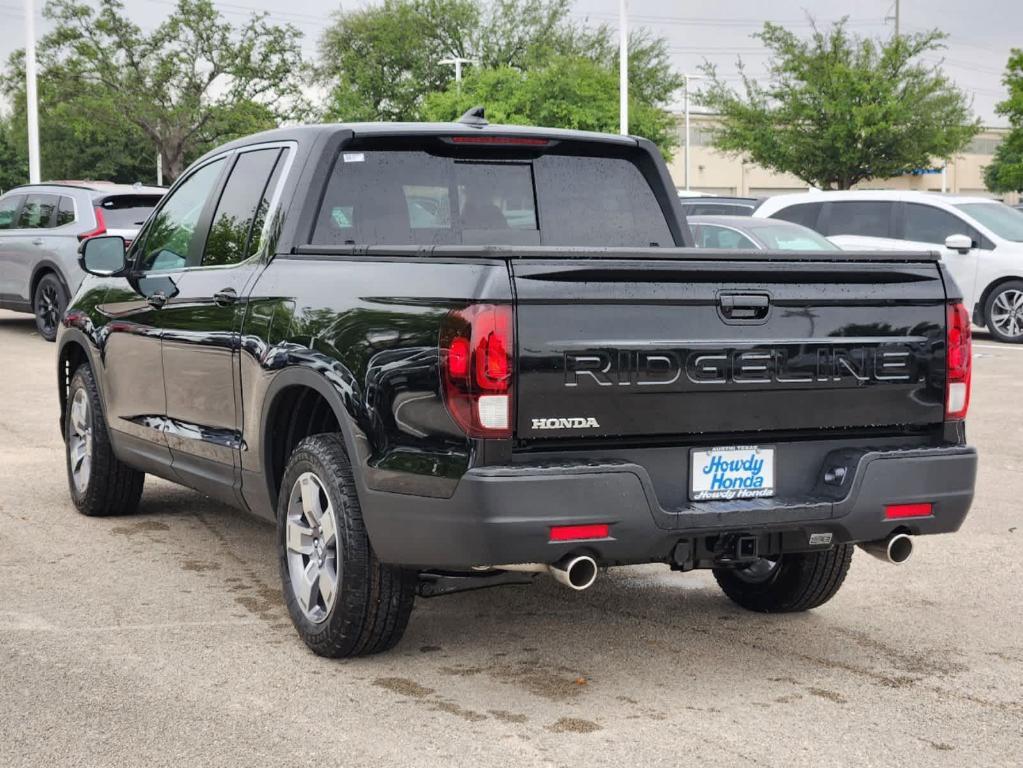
[422,54,679,155]
[0,115,28,191]
[698,20,980,189]
[318,0,682,150]
[319,0,481,122]
[25,0,307,181]
[3,58,154,184]
[985,49,1023,193]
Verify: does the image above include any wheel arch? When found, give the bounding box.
[30,260,72,303]
[56,332,97,440]
[258,367,366,517]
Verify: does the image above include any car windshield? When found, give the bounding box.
[955,203,1023,242]
[747,222,838,251]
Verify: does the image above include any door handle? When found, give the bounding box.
[147,291,167,309]
[718,292,771,323]
[213,287,238,307]
[31,238,44,246]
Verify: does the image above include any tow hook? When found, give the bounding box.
[714,534,760,565]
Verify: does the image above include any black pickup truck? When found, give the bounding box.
[58,116,977,657]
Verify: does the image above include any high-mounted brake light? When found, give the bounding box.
[946,302,972,420]
[449,135,550,146]
[440,304,514,438]
[77,206,107,242]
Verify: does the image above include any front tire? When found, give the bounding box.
[984,280,1023,343]
[277,434,416,657]
[65,364,145,516]
[34,273,67,342]
[713,545,853,613]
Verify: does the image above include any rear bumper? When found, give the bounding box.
[362,445,977,569]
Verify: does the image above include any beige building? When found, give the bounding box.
[665,113,1020,205]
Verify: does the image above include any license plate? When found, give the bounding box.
[690,446,775,501]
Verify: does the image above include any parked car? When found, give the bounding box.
[755,190,1023,342]
[688,215,839,251]
[679,194,761,217]
[58,120,975,657]
[0,182,164,340]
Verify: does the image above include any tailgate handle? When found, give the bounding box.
[719,293,770,322]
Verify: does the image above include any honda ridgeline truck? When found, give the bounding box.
[57,115,977,657]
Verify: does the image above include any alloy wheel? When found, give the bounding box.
[990,288,1023,339]
[285,472,340,623]
[68,388,93,494]
[36,282,61,337]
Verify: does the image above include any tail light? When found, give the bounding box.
[945,302,972,420]
[440,304,514,438]
[77,207,107,241]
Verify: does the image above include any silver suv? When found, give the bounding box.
[0,182,164,340]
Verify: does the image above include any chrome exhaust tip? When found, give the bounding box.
[859,533,914,564]
[548,555,598,591]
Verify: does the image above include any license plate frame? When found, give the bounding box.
[690,445,775,501]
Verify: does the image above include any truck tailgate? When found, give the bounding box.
[513,255,948,440]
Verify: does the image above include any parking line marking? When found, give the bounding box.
[975,344,1023,352]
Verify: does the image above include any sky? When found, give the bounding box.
[3,0,1019,126]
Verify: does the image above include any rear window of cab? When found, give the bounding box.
[312,143,674,248]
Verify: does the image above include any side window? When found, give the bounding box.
[202,148,283,268]
[903,204,978,247]
[771,202,823,231]
[56,196,76,226]
[17,194,59,229]
[825,201,893,238]
[697,224,758,250]
[0,195,23,230]
[138,158,225,272]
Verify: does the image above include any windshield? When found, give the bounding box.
[747,222,838,251]
[955,203,1023,242]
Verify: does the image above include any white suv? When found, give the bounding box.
[754,191,1023,342]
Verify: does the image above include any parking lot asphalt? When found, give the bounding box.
[1,308,1021,768]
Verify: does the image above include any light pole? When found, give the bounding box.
[439,56,476,92]
[619,0,628,135]
[683,73,705,192]
[24,0,40,183]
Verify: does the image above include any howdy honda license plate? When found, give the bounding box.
[690,446,775,501]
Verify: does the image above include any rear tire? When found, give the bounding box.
[713,545,853,613]
[277,433,416,657]
[984,280,1023,343]
[34,272,67,342]
[65,364,145,516]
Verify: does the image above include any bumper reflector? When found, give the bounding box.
[885,503,933,519]
[549,524,610,542]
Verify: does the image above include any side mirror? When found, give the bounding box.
[944,234,973,254]
[79,235,128,276]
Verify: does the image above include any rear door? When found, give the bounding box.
[159,145,287,503]
[9,193,60,304]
